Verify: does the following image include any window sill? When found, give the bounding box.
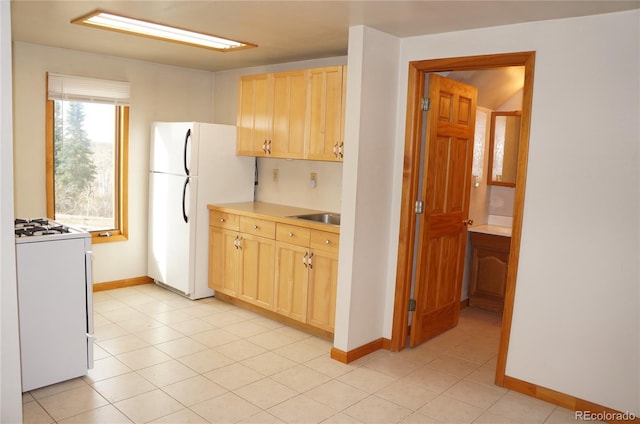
[91,233,128,244]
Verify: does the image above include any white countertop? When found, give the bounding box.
[468,224,512,237]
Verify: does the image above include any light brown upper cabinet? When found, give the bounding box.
[237,73,270,156]
[237,70,307,158]
[237,66,347,162]
[306,66,346,161]
[488,110,521,186]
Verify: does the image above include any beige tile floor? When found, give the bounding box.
[22,284,588,423]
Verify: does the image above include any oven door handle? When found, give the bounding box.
[85,250,94,369]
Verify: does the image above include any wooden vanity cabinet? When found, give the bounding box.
[468,232,511,313]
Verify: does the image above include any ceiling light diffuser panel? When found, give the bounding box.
[72,10,256,52]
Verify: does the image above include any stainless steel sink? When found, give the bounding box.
[289,212,340,226]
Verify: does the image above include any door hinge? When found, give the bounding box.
[421,97,430,111]
[415,200,424,214]
[408,298,417,312]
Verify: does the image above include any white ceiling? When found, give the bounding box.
[11,0,640,73]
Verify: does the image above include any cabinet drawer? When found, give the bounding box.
[240,216,276,238]
[276,223,311,246]
[310,230,339,253]
[210,211,240,230]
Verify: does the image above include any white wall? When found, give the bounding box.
[388,10,639,413]
[212,57,346,212]
[1,2,23,421]
[255,158,342,213]
[333,26,400,350]
[12,43,215,283]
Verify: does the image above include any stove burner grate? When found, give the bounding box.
[14,219,72,237]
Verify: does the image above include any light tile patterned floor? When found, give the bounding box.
[22,284,588,423]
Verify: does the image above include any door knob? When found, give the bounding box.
[463,218,474,226]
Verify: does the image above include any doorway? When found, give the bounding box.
[390,52,535,387]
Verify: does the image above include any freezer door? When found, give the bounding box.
[150,122,199,176]
[148,172,195,295]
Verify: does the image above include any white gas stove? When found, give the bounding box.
[14,218,94,391]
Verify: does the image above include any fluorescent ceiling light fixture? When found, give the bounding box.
[72,10,256,52]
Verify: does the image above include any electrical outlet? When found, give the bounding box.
[310,172,317,188]
[273,169,279,182]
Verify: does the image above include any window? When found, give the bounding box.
[46,73,129,243]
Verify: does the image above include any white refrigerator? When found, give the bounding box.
[148,122,255,299]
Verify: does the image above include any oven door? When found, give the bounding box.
[16,237,90,391]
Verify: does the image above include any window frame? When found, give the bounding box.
[45,99,129,243]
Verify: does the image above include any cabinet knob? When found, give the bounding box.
[325,240,330,245]
[253,224,258,229]
[220,218,225,222]
[288,232,294,237]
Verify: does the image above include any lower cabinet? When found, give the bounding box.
[468,232,510,313]
[209,212,276,310]
[209,210,339,334]
[209,226,241,297]
[274,223,339,332]
[274,241,309,322]
[306,247,339,332]
[238,233,275,310]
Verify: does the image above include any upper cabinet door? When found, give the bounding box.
[306,66,346,162]
[237,74,270,156]
[270,70,308,159]
[236,65,347,162]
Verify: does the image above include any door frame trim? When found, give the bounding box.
[390,51,536,386]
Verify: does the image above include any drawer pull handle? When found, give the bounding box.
[220,218,225,222]
[325,240,330,244]
[253,224,258,229]
[288,232,294,237]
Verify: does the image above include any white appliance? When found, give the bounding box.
[148,122,255,299]
[14,218,94,392]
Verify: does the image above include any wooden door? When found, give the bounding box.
[209,227,240,296]
[274,242,308,322]
[409,74,477,347]
[307,66,345,161]
[270,70,307,159]
[238,234,275,309]
[237,74,270,156]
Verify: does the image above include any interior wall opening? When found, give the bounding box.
[391,52,536,389]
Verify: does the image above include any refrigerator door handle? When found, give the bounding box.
[182,177,190,223]
[183,128,191,176]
